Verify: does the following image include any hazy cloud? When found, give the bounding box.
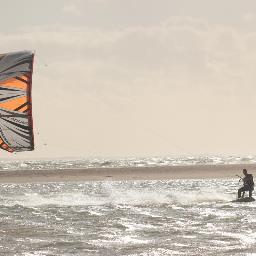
[62,4,81,16]
[1,1,256,158]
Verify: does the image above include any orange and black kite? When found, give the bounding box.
[0,51,34,152]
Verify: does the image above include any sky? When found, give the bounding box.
[1,0,256,159]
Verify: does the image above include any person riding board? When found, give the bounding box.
[238,169,254,198]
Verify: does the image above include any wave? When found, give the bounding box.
[0,180,234,207]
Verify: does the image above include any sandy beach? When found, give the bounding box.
[0,163,254,183]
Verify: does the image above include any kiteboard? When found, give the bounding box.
[232,197,255,203]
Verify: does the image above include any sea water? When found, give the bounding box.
[1,155,256,171]
[0,179,256,255]
[0,157,256,255]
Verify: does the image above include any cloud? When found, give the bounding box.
[1,16,256,157]
[62,0,108,16]
[1,18,255,100]
[243,12,255,22]
[62,4,81,16]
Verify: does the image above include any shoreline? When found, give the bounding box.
[0,163,255,183]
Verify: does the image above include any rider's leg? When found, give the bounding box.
[238,187,245,198]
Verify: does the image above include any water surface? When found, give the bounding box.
[0,179,255,255]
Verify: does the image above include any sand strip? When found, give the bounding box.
[0,164,254,183]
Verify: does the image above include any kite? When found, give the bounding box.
[0,51,34,152]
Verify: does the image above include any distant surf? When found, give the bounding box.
[1,155,256,171]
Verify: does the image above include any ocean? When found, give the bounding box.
[1,155,256,171]
[0,156,256,255]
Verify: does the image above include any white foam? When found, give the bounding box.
[0,181,234,207]
[129,248,185,256]
[89,235,150,247]
[120,218,157,231]
[220,231,256,245]
[170,188,233,204]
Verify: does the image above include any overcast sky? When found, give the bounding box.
[1,0,256,159]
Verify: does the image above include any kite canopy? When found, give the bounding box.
[0,51,34,153]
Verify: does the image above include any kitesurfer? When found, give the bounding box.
[238,169,254,198]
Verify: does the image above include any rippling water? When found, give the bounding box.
[1,179,256,255]
[1,155,256,171]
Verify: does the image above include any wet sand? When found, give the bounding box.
[0,164,254,183]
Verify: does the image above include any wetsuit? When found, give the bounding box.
[238,174,254,198]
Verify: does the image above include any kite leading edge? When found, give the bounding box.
[0,51,34,153]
